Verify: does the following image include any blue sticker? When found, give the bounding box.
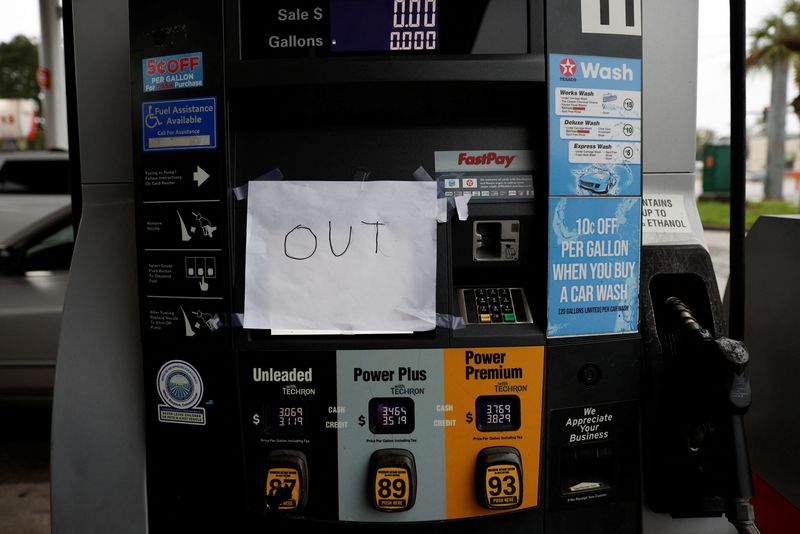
[549,54,641,196]
[547,197,641,337]
[142,97,217,152]
[143,52,203,93]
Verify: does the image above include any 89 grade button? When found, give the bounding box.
[368,449,417,512]
[374,467,411,510]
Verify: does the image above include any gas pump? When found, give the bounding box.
[51,1,761,533]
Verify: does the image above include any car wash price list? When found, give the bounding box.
[134,54,229,344]
[549,54,641,197]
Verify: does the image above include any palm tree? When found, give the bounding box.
[748,10,797,201]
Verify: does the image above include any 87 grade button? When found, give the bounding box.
[266,468,301,510]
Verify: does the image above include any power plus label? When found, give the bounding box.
[143,52,203,93]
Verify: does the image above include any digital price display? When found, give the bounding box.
[331,0,438,53]
[265,404,306,434]
[369,397,415,434]
[475,395,521,432]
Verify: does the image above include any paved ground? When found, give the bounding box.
[0,406,51,534]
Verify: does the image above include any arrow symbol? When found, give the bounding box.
[193,166,210,188]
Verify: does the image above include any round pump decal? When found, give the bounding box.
[157,360,204,410]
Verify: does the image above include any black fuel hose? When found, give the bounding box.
[663,297,760,534]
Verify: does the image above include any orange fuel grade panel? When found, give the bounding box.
[443,346,545,518]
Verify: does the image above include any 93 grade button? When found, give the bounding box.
[475,446,523,510]
[484,464,521,508]
[368,449,416,512]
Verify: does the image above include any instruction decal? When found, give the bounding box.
[549,54,641,196]
[142,97,217,152]
[547,197,640,337]
[143,52,203,93]
[157,359,206,425]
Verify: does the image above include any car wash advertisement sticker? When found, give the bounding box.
[157,359,206,425]
[142,97,216,152]
[142,52,203,93]
[547,197,640,337]
[549,54,641,197]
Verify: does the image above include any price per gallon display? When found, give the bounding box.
[369,397,415,434]
[265,404,306,434]
[331,0,438,52]
[475,395,521,432]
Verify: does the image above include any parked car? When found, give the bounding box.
[0,150,70,193]
[0,194,73,401]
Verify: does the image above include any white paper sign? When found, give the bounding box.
[244,181,438,331]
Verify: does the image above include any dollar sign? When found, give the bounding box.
[358,415,366,426]
[466,412,473,424]
[253,413,261,426]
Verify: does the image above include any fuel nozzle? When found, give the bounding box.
[663,297,759,534]
[664,297,752,414]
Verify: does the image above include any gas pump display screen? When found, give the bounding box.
[265,404,307,434]
[369,397,415,434]
[330,0,438,52]
[475,395,520,432]
[239,0,528,58]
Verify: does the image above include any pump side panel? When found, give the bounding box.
[50,0,145,532]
